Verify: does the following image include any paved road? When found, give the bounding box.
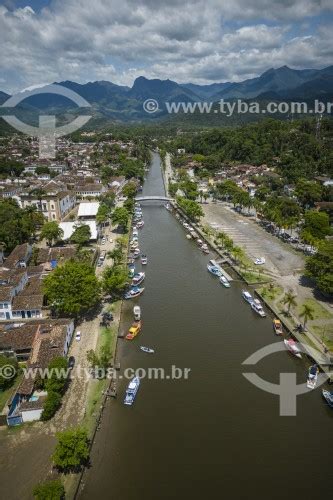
[203,202,304,276]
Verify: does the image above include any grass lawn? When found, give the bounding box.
[258,285,283,301]
[296,298,333,321]
[0,374,23,413]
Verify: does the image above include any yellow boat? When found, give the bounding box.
[126,321,142,340]
[273,319,283,335]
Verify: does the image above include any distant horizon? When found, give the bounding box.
[1,63,332,96]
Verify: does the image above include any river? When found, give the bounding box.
[80,152,333,500]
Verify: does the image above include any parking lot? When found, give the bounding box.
[203,203,305,276]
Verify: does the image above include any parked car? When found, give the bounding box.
[75,331,81,341]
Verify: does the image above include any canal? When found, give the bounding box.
[81,152,333,500]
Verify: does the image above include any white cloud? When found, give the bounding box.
[0,0,332,92]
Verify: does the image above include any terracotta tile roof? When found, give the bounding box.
[0,324,38,351]
[20,396,46,411]
[12,294,44,311]
[4,244,30,269]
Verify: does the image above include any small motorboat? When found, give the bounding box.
[251,299,266,317]
[135,202,141,208]
[322,390,333,408]
[186,234,192,240]
[202,244,210,254]
[133,248,141,259]
[127,257,135,265]
[140,346,155,354]
[219,275,231,288]
[126,321,141,340]
[254,257,266,265]
[137,220,144,228]
[128,265,135,278]
[197,239,203,247]
[132,228,138,236]
[165,203,171,211]
[307,364,319,389]
[132,272,145,286]
[273,319,283,335]
[284,339,302,359]
[133,305,141,321]
[207,264,221,277]
[141,254,148,265]
[124,287,145,299]
[242,290,253,304]
[124,376,140,405]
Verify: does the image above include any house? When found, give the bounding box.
[20,190,76,221]
[1,319,74,424]
[2,243,32,270]
[0,269,44,321]
[75,184,105,198]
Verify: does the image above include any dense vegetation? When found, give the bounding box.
[52,428,89,472]
[165,118,333,182]
[0,200,44,252]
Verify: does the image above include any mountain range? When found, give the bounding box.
[0,65,332,125]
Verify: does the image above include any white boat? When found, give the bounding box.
[251,299,266,317]
[307,365,319,389]
[284,339,302,359]
[242,290,253,304]
[219,275,231,288]
[124,376,140,405]
[207,264,221,277]
[186,234,192,240]
[322,390,333,408]
[133,248,140,258]
[137,220,144,228]
[124,287,145,299]
[132,272,145,286]
[133,305,141,321]
[132,228,138,236]
[141,254,148,265]
[140,346,154,354]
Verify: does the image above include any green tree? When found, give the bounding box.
[40,221,64,246]
[300,303,315,328]
[45,357,69,394]
[96,204,110,225]
[52,428,89,472]
[0,356,18,390]
[306,240,333,295]
[176,197,203,222]
[41,391,62,421]
[102,265,129,297]
[282,290,297,315]
[43,260,100,316]
[111,207,130,232]
[122,181,137,198]
[33,479,65,500]
[70,224,91,247]
[301,210,330,241]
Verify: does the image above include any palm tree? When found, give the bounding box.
[300,303,315,328]
[107,247,123,266]
[217,231,226,248]
[231,246,244,265]
[203,192,209,203]
[282,290,297,315]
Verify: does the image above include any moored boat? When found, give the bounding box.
[126,320,141,340]
[207,264,221,277]
[133,305,141,321]
[132,272,145,286]
[273,318,283,335]
[322,390,333,408]
[124,286,145,299]
[219,275,231,288]
[133,248,141,258]
[137,220,144,228]
[140,346,154,353]
[284,339,302,359]
[202,244,210,254]
[124,376,140,405]
[242,290,253,304]
[307,364,319,389]
[141,254,148,265]
[251,299,266,317]
[128,264,135,278]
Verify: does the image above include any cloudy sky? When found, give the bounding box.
[1,0,333,93]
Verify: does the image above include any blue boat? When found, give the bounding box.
[207,264,221,277]
[124,376,140,405]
